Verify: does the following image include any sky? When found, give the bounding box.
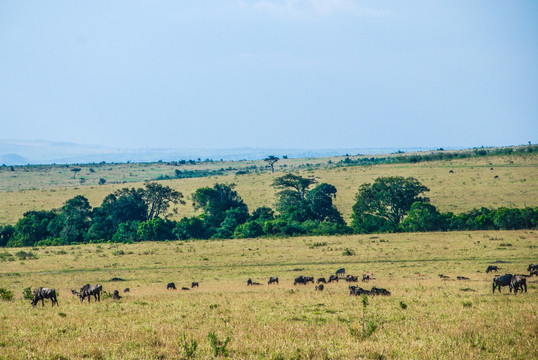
[1,1,537,150]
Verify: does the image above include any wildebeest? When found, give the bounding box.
[349,285,370,296]
[327,275,339,283]
[492,274,512,293]
[112,290,122,300]
[510,275,527,294]
[530,270,538,277]
[181,287,190,291]
[315,284,324,291]
[457,276,470,280]
[362,273,374,282]
[346,275,358,282]
[486,265,500,273]
[317,277,326,284]
[294,275,314,285]
[268,276,279,285]
[31,287,58,307]
[167,282,177,290]
[370,286,391,296]
[438,274,449,279]
[123,288,130,293]
[191,282,199,288]
[528,264,538,272]
[247,278,261,285]
[336,268,346,277]
[80,284,102,303]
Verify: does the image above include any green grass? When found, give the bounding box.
[0,230,536,359]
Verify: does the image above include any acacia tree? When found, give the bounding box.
[71,168,81,179]
[351,176,429,233]
[264,155,279,173]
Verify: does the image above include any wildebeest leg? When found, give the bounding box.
[41,298,45,307]
[97,293,100,302]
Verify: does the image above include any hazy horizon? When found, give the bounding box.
[1,1,537,150]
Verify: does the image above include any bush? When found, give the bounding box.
[207,332,230,357]
[0,288,14,301]
[22,287,33,300]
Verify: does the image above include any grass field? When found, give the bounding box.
[1,153,537,225]
[0,230,537,359]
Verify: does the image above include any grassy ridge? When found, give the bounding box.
[1,154,537,225]
[0,230,537,359]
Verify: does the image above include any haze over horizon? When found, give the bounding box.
[1,1,537,150]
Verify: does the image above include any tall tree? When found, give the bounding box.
[351,176,429,233]
[192,183,248,229]
[142,182,185,221]
[264,155,279,173]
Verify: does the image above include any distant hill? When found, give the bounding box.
[0,139,439,165]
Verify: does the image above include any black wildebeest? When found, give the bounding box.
[123,288,130,293]
[31,287,58,307]
[346,275,358,282]
[80,284,102,303]
[528,264,538,272]
[315,284,324,291]
[486,265,501,273]
[327,275,339,283]
[438,274,450,279]
[294,275,313,285]
[167,282,177,290]
[349,285,370,296]
[336,268,346,277]
[510,275,527,294]
[181,287,190,291]
[370,286,391,296]
[268,277,279,285]
[247,278,261,285]
[317,277,326,284]
[492,274,513,293]
[530,270,538,277]
[112,290,122,300]
[191,282,199,288]
[457,276,470,280]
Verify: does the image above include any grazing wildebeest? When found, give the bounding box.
[349,285,370,296]
[31,287,58,307]
[112,290,122,300]
[247,278,261,285]
[492,274,513,293]
[167,282,177,290]
[336,268,346,277]
[346,275,358,282]
[294,275,313,285]
[317,277,326,284]
[362,273,375,282]
[191,282,199,288]
[71,289,79,295]
[438,274,450,279]
[181,287,190,291]
[510,275,527,294]
[486,265,500,273]
[80,284,102,303]
[457,276,470,280]
[530,270,538,277]
[315,284,324,291]
[327,275,339,283]
[370,286,391,296]
[123,288,130,293]
[528,264,538,272]
[268,277,279,285]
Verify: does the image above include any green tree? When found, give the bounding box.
[55,195,92,244]
[306,183,345,224]
[351,176,430,233]
[272,174,317,222]
[400,202,444,232]
[142,182,185,221]
[14,210,57,246]
[264,155,279,173]
[0,225,15,247]
[192,183,248,229]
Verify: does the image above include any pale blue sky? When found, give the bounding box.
[1,1,537,150]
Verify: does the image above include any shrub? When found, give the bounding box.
[180,335,198,359]
[22,287,33,300]
[207,332,230,357]
[0,288,14,301]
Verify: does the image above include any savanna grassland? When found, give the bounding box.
[0,231,537,359]
[1,152,537,225]
[0,150,537,359]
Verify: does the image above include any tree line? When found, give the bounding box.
[1,175,537,247]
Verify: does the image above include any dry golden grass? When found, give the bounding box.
[0,154,537,225]
[0,230,537,359]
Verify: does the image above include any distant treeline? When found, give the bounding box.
[1,174,537,248]
[335,145,537,167]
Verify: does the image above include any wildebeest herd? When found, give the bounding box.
[27,263,536,307]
